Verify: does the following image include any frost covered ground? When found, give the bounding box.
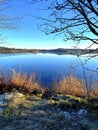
[0,90,98,130]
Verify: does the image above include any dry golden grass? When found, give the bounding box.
[0,69,98,99]
[0,69,44,94]
[53,75,86,97]
[89,86,98,99]
[53,75,98,98]
[10,69,44,94]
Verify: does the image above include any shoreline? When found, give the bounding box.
[0,46,98,55]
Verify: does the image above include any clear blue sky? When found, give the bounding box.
[1,0,97,49]
[0,0,75,49]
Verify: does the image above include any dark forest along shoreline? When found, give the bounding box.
[0,46,98,55]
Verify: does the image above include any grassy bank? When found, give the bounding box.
[0,70,98,130]
[0,70,44,94]
[0,70,98,99]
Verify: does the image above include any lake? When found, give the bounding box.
[0,53,98,87]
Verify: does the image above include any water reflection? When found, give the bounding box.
[0,53,98,87]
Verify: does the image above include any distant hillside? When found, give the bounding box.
[0,47,39,54]
[0,46,97,55]
[39,48,97,55]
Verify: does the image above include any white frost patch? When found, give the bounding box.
[64,111,70,117]
[77,109,88,116]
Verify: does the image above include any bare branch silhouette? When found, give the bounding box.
[30,0,98,49]
[0,0,21,44]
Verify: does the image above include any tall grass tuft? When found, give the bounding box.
[53,75,86,97]
[10,69,44,94]
[0,68,98,99]
[0,69,44,94]
[0,72,12,93]
[89,85,98,99]
[53,75,98,99]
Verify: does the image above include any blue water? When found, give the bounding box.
[0,53,98,87]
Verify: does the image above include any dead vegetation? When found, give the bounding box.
[53,75,85,97]
[0,69,44,94]
[0,69,98,99]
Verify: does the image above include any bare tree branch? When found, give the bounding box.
[31,0,98,48]
[0,0,21,44]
